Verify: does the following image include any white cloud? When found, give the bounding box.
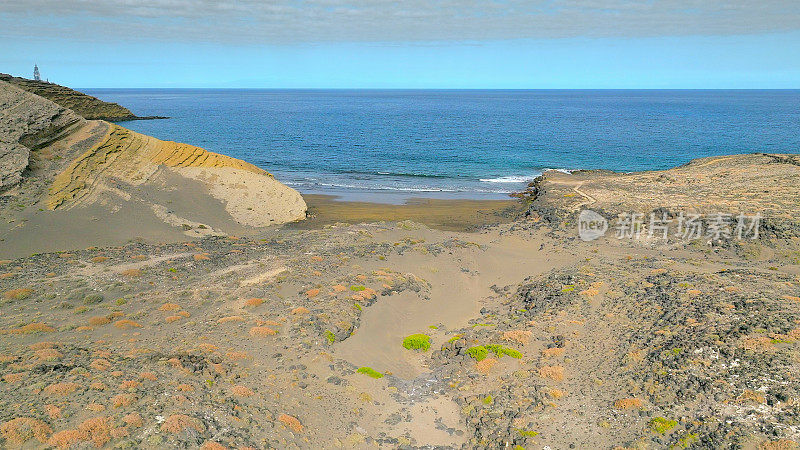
[2,0,798,43]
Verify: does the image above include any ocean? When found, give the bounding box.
[84,89,800,203]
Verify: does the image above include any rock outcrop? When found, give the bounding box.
[0,73,164,121]
[0,81,83,188]
[47,123,307,226]
[521,153,800,237]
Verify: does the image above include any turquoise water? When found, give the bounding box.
[84,89,800,202]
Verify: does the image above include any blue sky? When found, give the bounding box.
[2,1,799,88]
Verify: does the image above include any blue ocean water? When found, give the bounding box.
[84,89,800,202]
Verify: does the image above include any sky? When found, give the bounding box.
[1,0,799,88]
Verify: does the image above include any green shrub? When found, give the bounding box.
[649,417,677,434]
[486,344,523,359]
[402,334,431,351]
[516,429,539,437]
[467,344,522,361]
[467,346,489,361]
[325,330,336,344]
[356,367,384,378]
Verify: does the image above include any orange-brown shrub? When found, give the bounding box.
[113,320,142,329]
[10,323,54,334]
[90,256,109,263]
[88,316,111,326]
[86,403,106,412]
[541,347,565,358]
[201,441,227,450]
[44,405,61,419]
[29,341,58,351]
[120,268,141,277]
[475,357,497,375]
[538,365,565,381]
[139,371,157,381]
[231,385,255,397]
[197,343,219,353]
[544,387,566,399]
[120,379,140,390]
[112,394,136,408]
[249,326,277,337]
[4,288,33,300]
[291,306,310,315]
[3,372,26,383]
[90,358,112,371]
[165,316,181,323]
[502,330,532,345]
[244,298,264,307]
[43,382,81,396]
[176,384,194,392]
[161,414,204,434]
[226,351,248,360]
[159,303,181,311]
[305,288,320,298]
[1,417,52,445]
[78,416,112,447]
[277,414,303,433]
[47,429,87,448]
[122,413,143,428]
[758,439,799,450]
[613,398,644,409]
[35,348,62,360]
[193,253,211,261]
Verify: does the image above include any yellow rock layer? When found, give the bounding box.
[48,124,270,209]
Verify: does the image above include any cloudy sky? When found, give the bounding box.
[2,0,799,87]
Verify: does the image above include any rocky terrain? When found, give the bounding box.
[520,153,800,240]
[0,80,306,257]
[0,74,164,121]
[1,78,799,449]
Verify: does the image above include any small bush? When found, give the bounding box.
[402,334,431,351]
[161,414,203,434]
[1,417,52,445]
[468,344,522,361]
[83,294,104,305]
[357,367,384,378]
[467,346,489,361]
[614,398,643,409]
[277,414,303,433]
[3,288,33,300]
[649,417,677,433]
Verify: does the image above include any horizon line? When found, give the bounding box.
[77,86,800,91]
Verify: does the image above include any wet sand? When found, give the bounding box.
[293,194,523,232]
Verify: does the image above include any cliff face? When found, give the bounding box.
[0,73,157,121]
[0,79,306,249]
[0,80,83,188]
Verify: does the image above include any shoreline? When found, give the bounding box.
[292,194,522,232]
